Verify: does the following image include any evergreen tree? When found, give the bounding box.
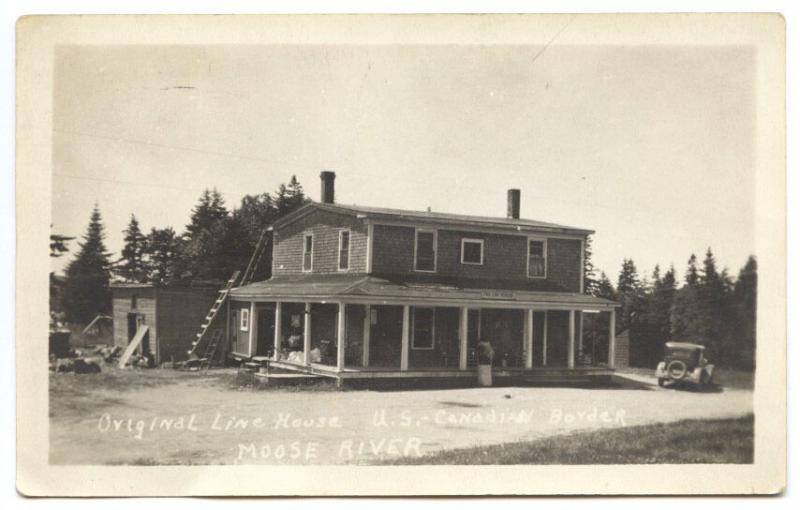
[596,272,616,301]
[63,205,112,324]
[616,258,643,332]
[733,256,757,369]
[671,254,702,342]
[144,227,181,286]
[583,235,598,295]
[179,188,231,281]
[275,175,309,216]
[114,214,148,282]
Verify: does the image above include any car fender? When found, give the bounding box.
[704,364,715,380]
[689,367,703,383]
[655,362,667,377]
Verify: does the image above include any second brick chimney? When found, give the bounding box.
[507,189,520,219]
[320,171,336,204]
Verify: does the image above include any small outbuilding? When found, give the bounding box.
[111,283,222,366]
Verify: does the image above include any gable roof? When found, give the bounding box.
[272,202,593,236]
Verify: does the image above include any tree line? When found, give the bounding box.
[53,175,309,324]
[584,237,757,370]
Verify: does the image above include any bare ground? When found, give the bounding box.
[49,366,753,465]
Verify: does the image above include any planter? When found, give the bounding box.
[477,364,493,387]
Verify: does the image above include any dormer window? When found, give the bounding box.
[302,233,313,272]
[338,230,350,271]
[528,238,547,278]
[414,229,437,272]
[461,238,484,265]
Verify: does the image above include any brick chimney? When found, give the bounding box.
[507,189,520,219]
[320,171,336,204]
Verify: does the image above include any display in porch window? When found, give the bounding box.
[412,307,434,349]
[302,234,313,271]
[528,239,546,277]
[415,230,436,271]
[338,230,350,270]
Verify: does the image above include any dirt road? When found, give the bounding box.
[49,369,752,465]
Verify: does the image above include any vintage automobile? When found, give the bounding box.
[656,342,715,388]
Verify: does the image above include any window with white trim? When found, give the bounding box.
[338,230,350,271]
[460,238,484,265]
[302,233,313,272]
[528,238,547,278]
[414,230,437,272]
[240,308,250,331]
[412,307,435,350]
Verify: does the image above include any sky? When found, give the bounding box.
[51,43,756,281]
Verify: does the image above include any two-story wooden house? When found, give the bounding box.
[226,171,618,383]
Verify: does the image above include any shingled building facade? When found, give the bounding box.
[227,171,617,382]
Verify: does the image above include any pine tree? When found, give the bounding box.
[596,272,616,301]
[180,188,231,281]
[114,214,148,282]
[733,256,757,369]
[583,235,598,295]
[275,175,309,216]
[144,227,181,286]
[63,205,112,324]
[616,258,643,332]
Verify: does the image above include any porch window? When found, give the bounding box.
[412,307,435,350]
[240,308,249,331]
[338,230,350,271]
[461,238,484,265]
[302,233,313,272]
[528,238,547,278]
[414,229,437,272]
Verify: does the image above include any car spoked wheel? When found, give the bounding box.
[666,360,688,380]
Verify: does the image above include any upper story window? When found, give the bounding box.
[528,238,547,278]
[461,238,484,265]
[302,233,313,272]
[412,307,435,350]
[414,229,437,272]
[338,230,350,271]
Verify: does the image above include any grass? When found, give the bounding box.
[384,414,754,465]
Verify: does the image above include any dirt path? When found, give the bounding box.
[49,370,753,465]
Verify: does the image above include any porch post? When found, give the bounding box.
[336,302,346,372]
[525,308,534,369]
[401,305,410,371]
[273,301,282,361]
[303,302,311,366]
[568,309,576,369]
[459,307,468,370]
[248,302,257,358]
[362,304,371,367]
[543,311,548,366]
[608,308,616,368]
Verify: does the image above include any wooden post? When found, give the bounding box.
[303,302,311,366]
[362,304,371,367]
[248,302,257,358]
[525,308,534,369]
[568,309,576,369]
[543,311,548,366]
[608,308,616,368]
[273,302,282,361]
[336,303,346,372]
[401,305,410,371]
[459,307,468,370]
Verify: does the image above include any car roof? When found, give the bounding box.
[665,341,705,350]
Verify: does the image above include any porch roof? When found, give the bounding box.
[229,274,617,309]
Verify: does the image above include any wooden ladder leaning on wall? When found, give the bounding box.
[187,270,240,366]
[186,228,271,369]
